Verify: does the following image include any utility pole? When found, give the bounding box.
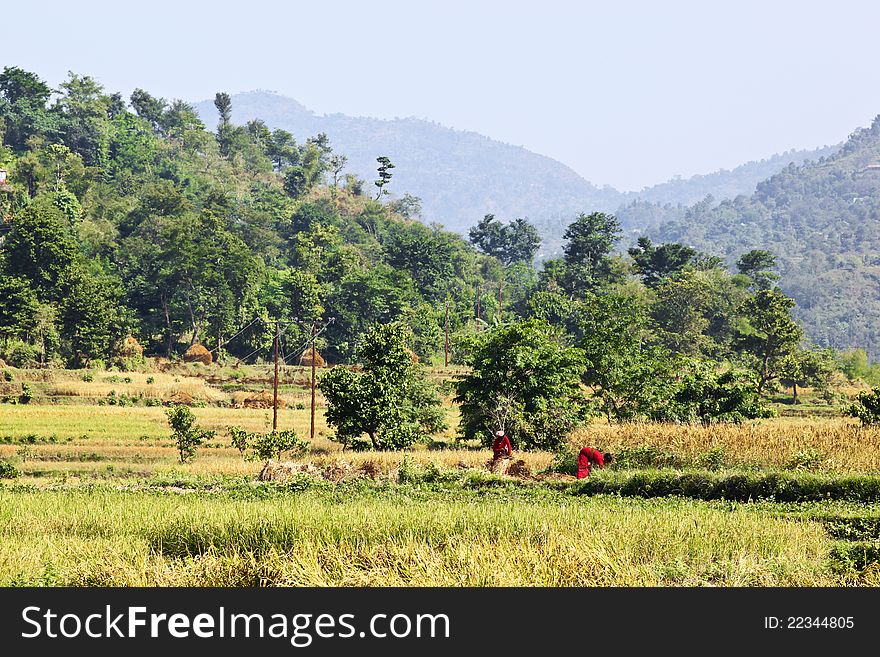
[444,298,450,367]
[310,321,317,443]
[273,320,280,432]
[476,285,482,328]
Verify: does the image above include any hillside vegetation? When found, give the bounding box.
[647,117,880,358]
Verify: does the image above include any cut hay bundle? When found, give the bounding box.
[243,390,286,409]
[322,460,354,483]
[406,348,419,364]
[117,335,144,359]
[299,346,326,368]
[167,390,194,406]
[488,456,512,476]
[259,460,320,482]
[183,342,212,365]
[507,459,531,479]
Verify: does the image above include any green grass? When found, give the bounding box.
[0,482,842,587]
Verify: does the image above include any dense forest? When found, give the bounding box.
[0,68,507,367]
[0,66,876,410]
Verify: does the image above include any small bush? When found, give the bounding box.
[166,405,214,463]
[228,427,309,463]
[696,446,726,471]
[19,383,33,404]
[2,370,13,382]
[146,377,155,385]
[786,448,824,471]
[847,388,880,426]
[81,372,94,382]
[0,460,19,478]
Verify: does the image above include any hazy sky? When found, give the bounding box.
[5,0,880,190]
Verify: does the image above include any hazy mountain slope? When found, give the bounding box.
[649,117,880,358]
[196,92,834,238]
[195,91,623,232]
[634,145,840,208]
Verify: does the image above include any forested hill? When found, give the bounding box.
[194,91,622,233]
[195,92,834,236]
[648,116,880,359]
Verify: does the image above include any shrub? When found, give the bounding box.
[847,388,880,426]
[2,370,13,382]
[696,446,726,471]
[786,448,824,471]
[0,460,19,479]
[228,427,309,463]
[19,383,33,404]
[166,405,214,463]
[81,372,94,382]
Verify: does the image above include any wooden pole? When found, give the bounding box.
[273,320,279,432]
[444,299,449,367]
[310,321,317,443]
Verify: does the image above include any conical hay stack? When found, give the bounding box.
[117,335,144,358]
[299,346,326,368]
[183,342,212,365]
[243,390,287,409]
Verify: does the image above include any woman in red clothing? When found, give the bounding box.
[492,430,512,460]
[577,447,612,479]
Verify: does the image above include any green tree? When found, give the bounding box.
[779,348,835,404]
[318,322,445,449]
[659,360,773,425]
[469,214,541,265]
[628,237,699,287]
[229,427,308,465]
[736,249,779,291]
[560,211,622,296]
[737,289,803,394]
[374,156,395,200]
[572,293,672,422]
[2,198,78,299]
[166,405,214,463]
[454,319,589,450]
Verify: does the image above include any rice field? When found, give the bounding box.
[0,486,849,586]
[1,363,878,586]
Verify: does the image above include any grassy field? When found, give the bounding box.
[0,483,857,586]
[1,363,878,587]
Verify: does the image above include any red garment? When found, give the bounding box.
[492,434,512,459]
[577,447,605,479]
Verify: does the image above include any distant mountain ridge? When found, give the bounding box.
[195,91,836,236]
[647,116,880,358]
[195,91,621,233]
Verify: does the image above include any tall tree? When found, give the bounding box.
[318,322,445,450]
[736,249,779,291]
[374,155,395,200]
[560,211,622,297]
[737,288,803,393]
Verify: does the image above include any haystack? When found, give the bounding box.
[183,342,212,365]
[259,460,321,482]
[243,390,286,409]
[299,346,326,368]
[167,391,194,406]
[488,455,512,476]
[406,348,420,364]
[507,459,531,479]
[117,335,144,359]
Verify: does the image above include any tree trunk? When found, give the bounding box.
[793,383,798,405]
[368,431,380,450]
